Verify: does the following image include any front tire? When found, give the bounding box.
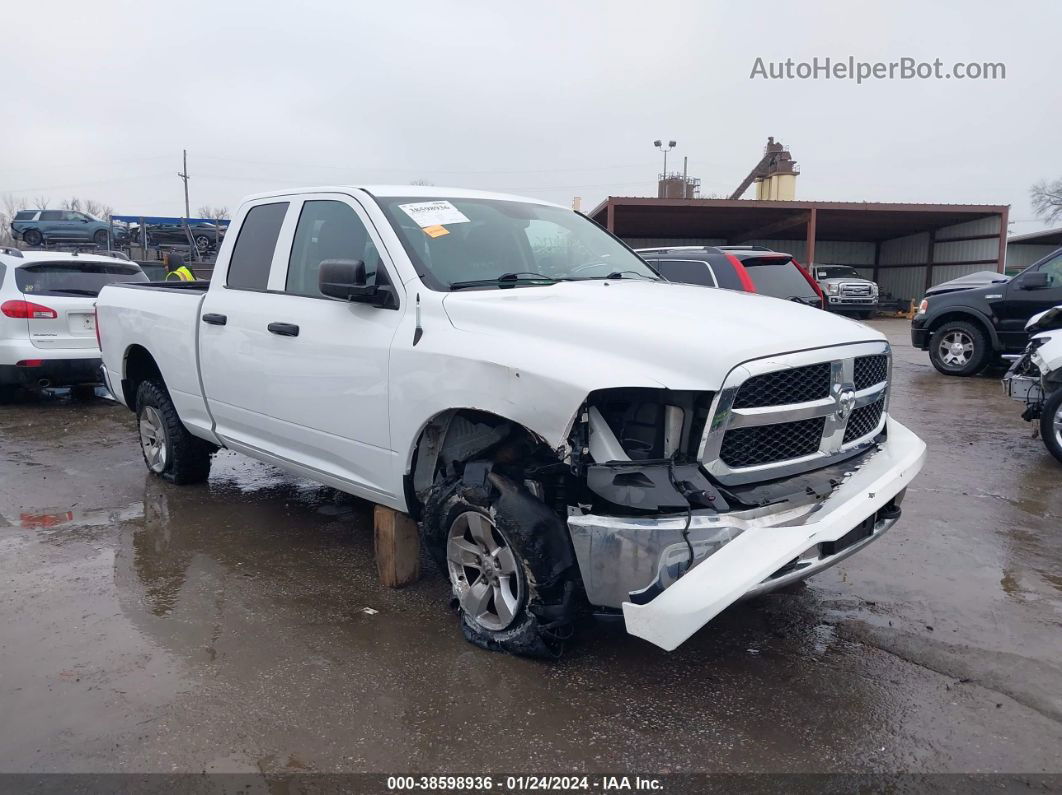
[93,229,109,246]
[422,472,581,658]
[929,320,990,376]
[194,234,212,252]
[1040,389,1062,465]
[135,380,213,484]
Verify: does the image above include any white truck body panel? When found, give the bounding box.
[97,185,926,649]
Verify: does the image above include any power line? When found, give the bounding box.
[0,154,171,175]
[3,172,173,194]
[195,153,658,176]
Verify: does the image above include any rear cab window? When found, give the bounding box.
[15,261,147,296]
[742,256,818,299]
[226,202,290,290]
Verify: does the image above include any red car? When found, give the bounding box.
[636,245,824,309]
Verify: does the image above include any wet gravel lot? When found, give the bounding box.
[1,319,1060,776]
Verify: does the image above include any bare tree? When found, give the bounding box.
[1031,178,1062,224]
[83,199,114,220]
[0,194,21,246]
[62,197,83,212]
[196,205,229,220]
[32,195,50,210]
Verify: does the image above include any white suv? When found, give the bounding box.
[0,248,147,399]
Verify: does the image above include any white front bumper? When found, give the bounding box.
[617,417,925,651]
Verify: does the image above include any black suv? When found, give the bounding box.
[911,247,1062,375]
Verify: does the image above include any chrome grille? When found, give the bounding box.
[854,354,888,390]
[843,397,885,443]
[732,362,831,408]
[720,417,826,468]
[841,282,872,296]
[700,341,891,485]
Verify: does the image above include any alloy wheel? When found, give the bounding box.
[446,510,523,631]
[1054,403,1062,450]
[139,406,168,473]
[939,330,974,368]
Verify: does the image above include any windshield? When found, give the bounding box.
[16,261,147,297]
[815,265,863,280]
[375,196,660,290]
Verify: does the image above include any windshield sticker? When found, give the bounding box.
[422,224,450,238]
[398,200,470,228]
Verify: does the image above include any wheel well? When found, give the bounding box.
[122,345,163,408]
[928,311,997,348]
[405,409,553,519]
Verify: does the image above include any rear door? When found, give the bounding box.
[14,260,147,350]
[36,210,64,240]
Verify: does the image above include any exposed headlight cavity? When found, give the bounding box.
[584,388,713,463]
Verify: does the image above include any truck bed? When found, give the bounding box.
[97,281,217,443]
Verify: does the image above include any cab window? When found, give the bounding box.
[286,200,383,298]
[226,202,289,290]
[1037,253,1062,285]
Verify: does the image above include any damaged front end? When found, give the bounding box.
[563,342,926,650]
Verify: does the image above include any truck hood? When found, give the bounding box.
[441,280,881,392]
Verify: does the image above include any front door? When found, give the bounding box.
[998,251,1062,348]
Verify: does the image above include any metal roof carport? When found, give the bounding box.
[588,197,1009,303]
[1006,226,1062,271]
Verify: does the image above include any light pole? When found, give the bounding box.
[654,139,676,179]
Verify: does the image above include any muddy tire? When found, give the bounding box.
[135,380,213,484]
[929,320,990,376]
[422,473,581,658]
[1040,389,1062,465]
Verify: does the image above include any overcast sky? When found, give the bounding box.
[0,0,1057,232]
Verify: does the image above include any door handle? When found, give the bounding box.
[202,313,227,325]
[267,322,300,337]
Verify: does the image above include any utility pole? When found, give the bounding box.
[177,149,195,260]
[178,149,191,220]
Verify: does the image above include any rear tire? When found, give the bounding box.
[929,320,990,376]
[1040,389,1062,465]
[135,380,213,484]
[422,472,581,658]
[22,229,43,247]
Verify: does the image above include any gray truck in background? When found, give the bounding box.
[814,265,879,319]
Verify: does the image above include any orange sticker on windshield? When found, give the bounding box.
[423,225,449,238]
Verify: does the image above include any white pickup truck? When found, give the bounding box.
[96,185,926,657]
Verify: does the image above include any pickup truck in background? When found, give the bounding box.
[912,247,1062,376]
[96,185,926,657]
[814,264,879,319]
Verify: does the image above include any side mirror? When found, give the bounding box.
[1020,271,1051,290]
[318,259,381,304]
